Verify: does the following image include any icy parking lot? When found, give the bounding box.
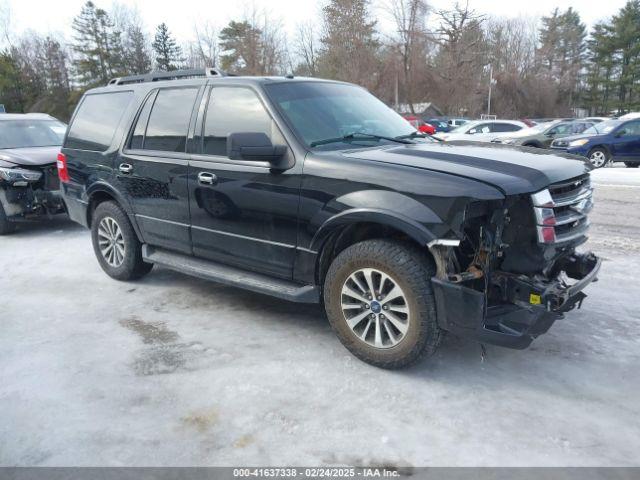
[1,167,640,467]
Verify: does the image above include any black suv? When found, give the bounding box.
[59,68,601,369]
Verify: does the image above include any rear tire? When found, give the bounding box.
[0,201,16,235]
[323,239,442,369]
[91,201,153,281]
[624,162,639,168]
[588,147,610,168]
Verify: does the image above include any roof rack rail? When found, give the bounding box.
[108,68,230,86]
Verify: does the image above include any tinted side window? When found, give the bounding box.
[493,123,522,132]
[144,88,199,153]
[572,123,590,134]
[620,121,640,136]
[468,123,490,134]
[203,87,272,156]
[129,92,156,150]
[66,92,133,151]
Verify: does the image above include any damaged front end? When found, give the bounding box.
[430,174,601,349]
[0,164,66,221]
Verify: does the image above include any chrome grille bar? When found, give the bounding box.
[531,174,593,245]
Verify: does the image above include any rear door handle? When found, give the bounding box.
[197,172,217,185]
[119,163,133,174]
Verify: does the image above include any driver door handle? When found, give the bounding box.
[119,163,133,174]
[198,172,218,185]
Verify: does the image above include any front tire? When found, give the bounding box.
[324,239,442,369]
[588,147,610,168]
[91,201,153,281]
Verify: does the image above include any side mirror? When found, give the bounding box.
[614,130,626,138]
[227,132,287,162]
[468,129,477,134]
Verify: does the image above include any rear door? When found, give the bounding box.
[118,85,203,254]
[187,85,300,279]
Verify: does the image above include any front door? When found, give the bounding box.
[118,85,202,254]
[188,85,300,279]
[611,120,640,160]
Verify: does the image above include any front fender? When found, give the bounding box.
[308,190,445,252]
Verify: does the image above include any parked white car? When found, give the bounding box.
[619,112,640,120]
[435,120,528,142]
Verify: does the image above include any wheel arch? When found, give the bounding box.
[86,183,143,241]
[310,209,441,286]
[588,144,611,156]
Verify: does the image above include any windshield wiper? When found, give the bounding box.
[309,132,413,148]
[395,131,443,142]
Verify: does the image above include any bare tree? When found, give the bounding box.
[293,22,319,76]
[191,21,219,68]
[385,0,429,111]
[112,4,152,74]
[430,1,487,116]
[0,0,12,47]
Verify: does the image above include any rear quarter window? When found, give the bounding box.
[65,91,133,151]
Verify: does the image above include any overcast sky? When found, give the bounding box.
[0,0,631,44]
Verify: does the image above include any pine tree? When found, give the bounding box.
[537,7,586,110]
[219,20,263,74]
[584,0,640,114]
[71,1,124,86]
[610,0,640,112]
[152,23,182,71]
[0,51,27,112]
[318,0,380,88]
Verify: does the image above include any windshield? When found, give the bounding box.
[264,82,420,149]
[0,120,66,149]
[583,119,622,135]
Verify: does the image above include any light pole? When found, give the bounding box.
[487,63,493,116]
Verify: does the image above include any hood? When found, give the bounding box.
[341,141,591,195]
[0,146,61,167]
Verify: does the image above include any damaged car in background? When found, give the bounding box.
[0,113,67,234]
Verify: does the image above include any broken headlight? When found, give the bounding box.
[0,166,42,183]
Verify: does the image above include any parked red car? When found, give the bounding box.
[403,115,435,135]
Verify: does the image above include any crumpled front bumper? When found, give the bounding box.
[1,184,66,220]
[431,252,601,349]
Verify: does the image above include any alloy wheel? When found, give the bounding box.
[589,150,607,168]
[340,268,410,349]
[97,216,126,267]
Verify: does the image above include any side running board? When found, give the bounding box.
[142,245,320,303]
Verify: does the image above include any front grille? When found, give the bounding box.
[531,174,593,245]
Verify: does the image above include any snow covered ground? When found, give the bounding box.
[1,170,639,467]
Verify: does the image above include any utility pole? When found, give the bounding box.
[394,72,399,111]
[487,64,493,116]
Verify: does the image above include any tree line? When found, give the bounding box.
[1,0,639,122]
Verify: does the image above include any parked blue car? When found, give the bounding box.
[551,118,640,168]
[423,118,451,133]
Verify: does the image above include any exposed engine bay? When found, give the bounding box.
[429,174,601,348]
